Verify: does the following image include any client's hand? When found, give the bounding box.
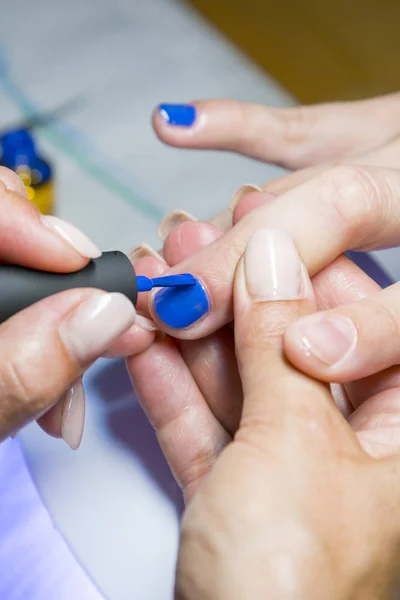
[175,229,400,600]
[126,93,400,500]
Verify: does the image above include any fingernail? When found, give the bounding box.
[59,293,136,364]
[153,277,210,329]
[61,379,85,450]
[293,315,357,366]
[129,242,165,264]
[229,184,262,210]
[158,210,197,241]
[41,215,101,259]
[158,104,196,127]
[135,314,157,331]
[245,228,305,301]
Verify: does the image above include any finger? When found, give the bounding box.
[149,164,400,338]
[162,216,243,434]
[163,220,222,265]
[153,95,400,168]
[161,189,263,264]
[102,315,157,358]
[0,289,136,444]
[284,281,400,385]
[0,168,100,271]
[350,388,400,458]
[158,208,233,243]
[232,139,400,227]
[233,228,355,451]
[36,379,84,445]
[126,338,231,502]
[179,329,243,435]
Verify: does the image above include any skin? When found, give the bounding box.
[0,166,155,442]
[175,232,400,600]
[128,93,400,500]
[125,93,400,596]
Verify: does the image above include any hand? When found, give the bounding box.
[175,229,400,600]
[0,167,156,448]
[127,93,400,501]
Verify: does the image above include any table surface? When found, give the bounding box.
[0,2,399,599]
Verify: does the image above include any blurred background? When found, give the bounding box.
[0,1,398,599]
[191,0,400,102]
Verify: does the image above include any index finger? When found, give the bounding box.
[149,164,400,338]
[0,167,100,271]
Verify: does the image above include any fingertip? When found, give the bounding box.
[163,221,221,265]
[283,314,358,383]
[104,319,157,358]
[232,191,276,225]
[152,103,200,146]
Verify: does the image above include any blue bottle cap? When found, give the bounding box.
[0,128,37,169]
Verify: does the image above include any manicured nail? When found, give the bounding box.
[292,315,357,366]
[135,314,158,331]
[158,210,197,241]
[41,215,101,259]
[229,184,262,210]
[61,379,85,450]
[158,104,196,127]
[153,277,210,329]
[245,228,305,301]
[59,293,136,364]
[129,242,165,264]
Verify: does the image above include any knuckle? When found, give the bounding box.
[316,165,384,241]
[279,105,318,146]
[0,359,43,424]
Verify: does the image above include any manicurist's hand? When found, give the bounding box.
[175,229,400,600]
[0,167,156,449]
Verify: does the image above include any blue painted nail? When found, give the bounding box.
[158,104,196,127]
[154,278,209,329]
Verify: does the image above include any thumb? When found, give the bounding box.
[0,290,136,444]
[233,229,340,446]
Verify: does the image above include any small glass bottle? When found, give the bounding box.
[0,128,55,214]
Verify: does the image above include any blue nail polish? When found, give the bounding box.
[158,104,196,127]
[154,278,209,329]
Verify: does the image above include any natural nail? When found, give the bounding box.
[229,184,262,210]
[293,315,357,366]
[158,104,197,127]
[129,242,165,264]
[153,277,209,329]
[59,292,136,364]
[245,228,305,301]
[158,210,197,241]
[61,379,85,450]
[41,215,101,259]
[135,314,158,331]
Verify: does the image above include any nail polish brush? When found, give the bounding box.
[0,251,196,324]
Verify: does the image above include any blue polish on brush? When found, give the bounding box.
[137,274,196,292]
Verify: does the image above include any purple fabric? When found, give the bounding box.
[0,439,104,600]
[345,251,393,288]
